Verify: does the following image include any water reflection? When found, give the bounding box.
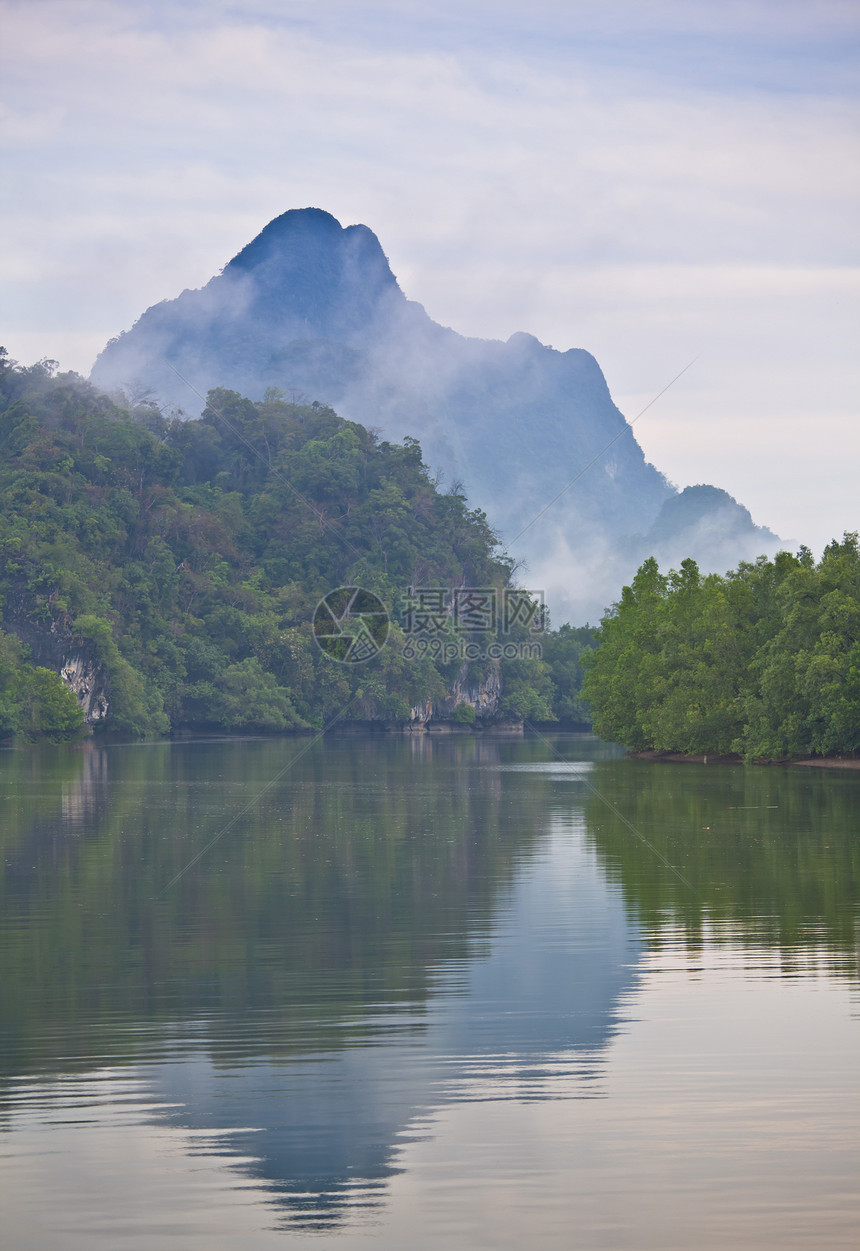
[139,809,638,1227]
[584,756,860,974]
[1,736,638,1228]
[0,735,858,1241]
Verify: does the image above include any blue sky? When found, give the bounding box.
[2,0,858,551]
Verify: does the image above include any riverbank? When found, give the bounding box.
[792,756,860,770]
[628,749,742,765]
[629,749,860,769]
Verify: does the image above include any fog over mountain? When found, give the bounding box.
[91,208,779,621]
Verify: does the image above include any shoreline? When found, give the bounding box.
[790,756,860,770]
[629,749,860,770]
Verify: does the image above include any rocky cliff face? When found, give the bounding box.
[91,208,780,621]
[59,655,110,724]
[1,591,110,727]
[409,662,502,723]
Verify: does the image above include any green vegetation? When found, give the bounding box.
[450,701,477,723]
[0,629,85,741]
[582,541,860,760]
[0,351,556,740]
[539,623,597,723]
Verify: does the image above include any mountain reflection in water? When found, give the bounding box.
[0,734,857,1242]
[144,804,638,1227]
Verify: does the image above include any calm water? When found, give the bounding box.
[0,733,858,1249]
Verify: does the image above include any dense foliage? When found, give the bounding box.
[0,351,559,740]
[539,623,598,724]
[0,629,85,741]
[582,541,860,759]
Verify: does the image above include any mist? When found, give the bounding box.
[90,208,781,623]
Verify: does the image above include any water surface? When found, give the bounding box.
[1,734,857,1248]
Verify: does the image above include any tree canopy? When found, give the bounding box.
[582,541,860,760]
[0,350,555,740]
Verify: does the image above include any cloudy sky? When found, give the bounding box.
[2,0,858,552]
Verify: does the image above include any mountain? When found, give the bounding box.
[91,208,779,620]
[0,352,558,739]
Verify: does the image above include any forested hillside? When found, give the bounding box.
[582,542,860,760]
[90,208,779,625]
[0,351,560,742]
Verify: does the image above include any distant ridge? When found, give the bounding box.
[91,209,779,619]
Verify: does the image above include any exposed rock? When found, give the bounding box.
[1,589,110,727]
[409,661,502,723]
[59,654,110,723]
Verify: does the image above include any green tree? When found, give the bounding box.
[584,538,860,760]
[18,666,85,740]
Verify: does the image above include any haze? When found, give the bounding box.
[1,0,858,554]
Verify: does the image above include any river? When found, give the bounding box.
[0,733,857,1249]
